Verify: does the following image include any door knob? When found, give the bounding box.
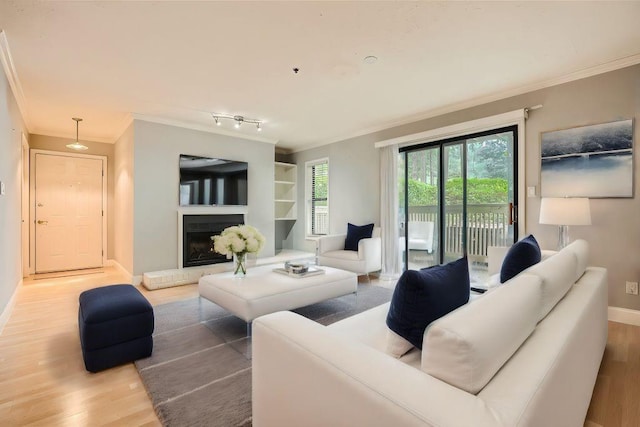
[37,220,48,225]
[37,203,44,207]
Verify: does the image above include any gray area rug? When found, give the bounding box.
[135,283,393,427]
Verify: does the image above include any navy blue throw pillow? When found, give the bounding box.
[500,234,542,283]
[386,256,470,350]
[344,223,374,251]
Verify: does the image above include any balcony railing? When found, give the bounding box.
[407,204,510,259]
[313,204,509,259]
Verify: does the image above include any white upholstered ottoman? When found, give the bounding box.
[198,264,357,330]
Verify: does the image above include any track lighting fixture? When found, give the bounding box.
[66,117,88,151]
[211,113,263,131]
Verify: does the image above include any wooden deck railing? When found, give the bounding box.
[408,204,510,258]
[314,204,509,258]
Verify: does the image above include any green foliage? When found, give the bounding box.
[407,179,438,205]
[407,177,508,206]
[407,134,512,183]
[312,164,328,199]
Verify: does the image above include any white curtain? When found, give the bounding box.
[379,145,401,280]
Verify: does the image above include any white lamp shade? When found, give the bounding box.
[539,198,591,226]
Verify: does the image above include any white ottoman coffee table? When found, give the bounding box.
[198,264,358,334]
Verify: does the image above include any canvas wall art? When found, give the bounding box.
[540,119,634,198]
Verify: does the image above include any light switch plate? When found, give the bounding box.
[527,186,536,197]
[0,181,5,195]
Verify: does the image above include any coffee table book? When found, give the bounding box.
[273,267,325,278]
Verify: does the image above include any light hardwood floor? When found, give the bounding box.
[0,267,636,426]
[0,267,197,426]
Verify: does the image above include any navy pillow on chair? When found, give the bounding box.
[344,223,374,251]
[386,256,470,350]
[500,234,542,283]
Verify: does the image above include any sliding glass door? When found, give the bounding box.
[400,126,518,284]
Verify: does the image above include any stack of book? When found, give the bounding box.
[273,261,325,278]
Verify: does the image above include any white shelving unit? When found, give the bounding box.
[274,162,297,220]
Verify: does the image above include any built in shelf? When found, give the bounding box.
[275,162,297,222]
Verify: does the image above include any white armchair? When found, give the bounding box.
[317,227,382,276]
[408,221,434,253]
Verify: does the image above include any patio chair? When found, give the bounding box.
[408,221,434,253]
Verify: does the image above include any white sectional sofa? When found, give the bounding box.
[252,240,607,426]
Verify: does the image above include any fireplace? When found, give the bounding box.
[182,214,244,268]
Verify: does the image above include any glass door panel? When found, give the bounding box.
[403,147,440,271]
[400,126,518,286]
[465,131,516,285]
[443,142,465,264]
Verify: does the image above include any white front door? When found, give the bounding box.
[34,153,104,273]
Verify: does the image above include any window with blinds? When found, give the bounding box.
[307,159,329,235]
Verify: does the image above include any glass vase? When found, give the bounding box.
[233,252,247,277]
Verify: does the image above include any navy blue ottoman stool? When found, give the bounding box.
[78,284,154,372]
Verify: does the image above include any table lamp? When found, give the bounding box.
[539,197,591,250]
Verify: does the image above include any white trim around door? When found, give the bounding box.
[21,133,29,277]
[375,109,527,239]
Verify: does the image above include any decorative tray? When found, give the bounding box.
[273,267,325,278]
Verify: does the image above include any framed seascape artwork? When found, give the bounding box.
[540,119,634,198]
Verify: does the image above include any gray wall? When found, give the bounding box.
[0,62,27,317]
[290,137,380,253]
[131,120,275,275]
[29,135,116,260]
[290,64,640,310]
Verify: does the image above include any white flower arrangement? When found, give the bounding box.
[211,225,266,258]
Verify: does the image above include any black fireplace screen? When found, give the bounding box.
[183,214,244,268]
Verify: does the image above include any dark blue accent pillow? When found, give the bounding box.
[386,256,470,349]
[500,234,542,283]
[344,223,374,251]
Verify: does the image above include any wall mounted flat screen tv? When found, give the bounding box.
[179,154,248,206]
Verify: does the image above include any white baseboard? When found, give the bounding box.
[608,306,640,326]
[0,280,21,335]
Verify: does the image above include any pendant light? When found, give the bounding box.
[66,117,88,150]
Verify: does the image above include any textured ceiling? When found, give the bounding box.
[1,1,639,151]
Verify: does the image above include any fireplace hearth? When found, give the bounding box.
[182,214,244,268]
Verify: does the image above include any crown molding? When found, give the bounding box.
[131,113,278,145]
[0,31,31,131]
[304,53,640,152]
